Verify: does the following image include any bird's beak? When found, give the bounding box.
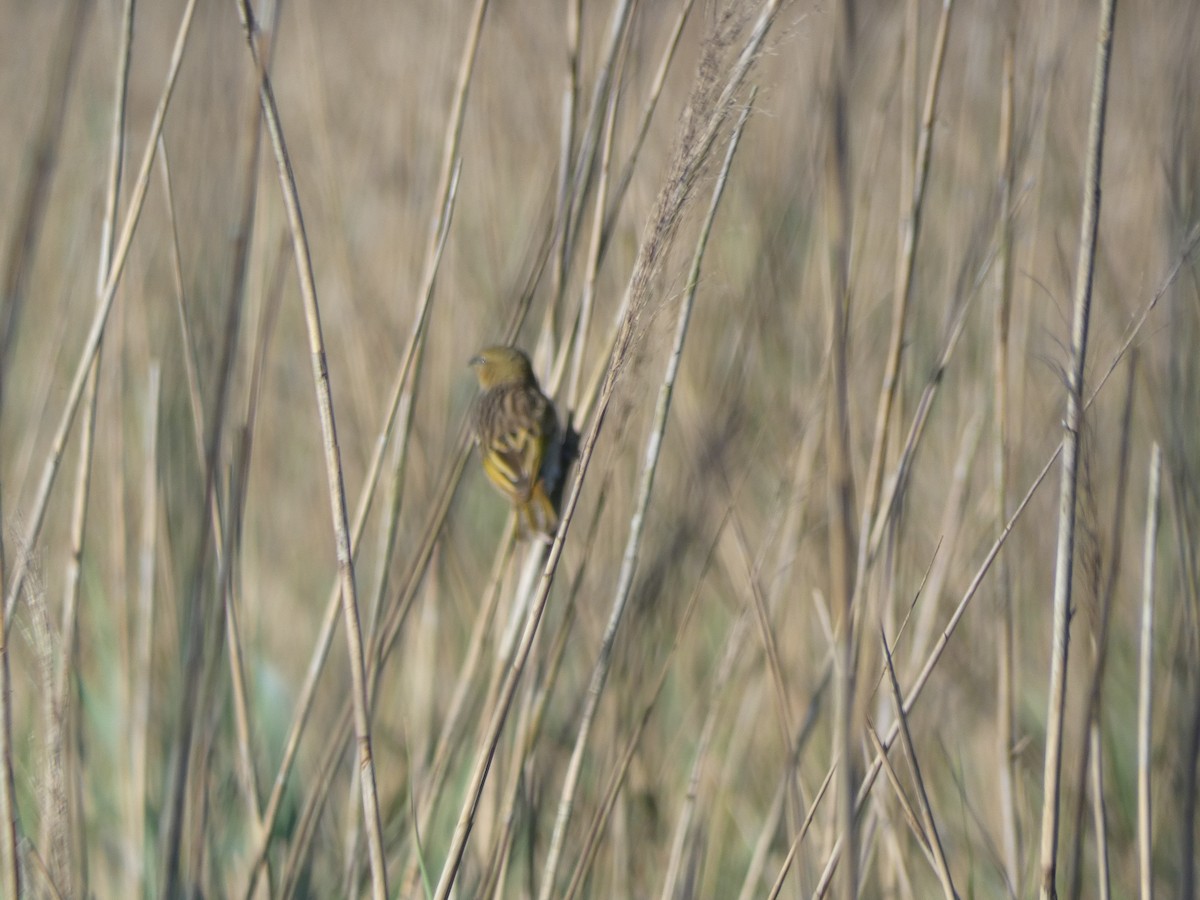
[468,355,484,369]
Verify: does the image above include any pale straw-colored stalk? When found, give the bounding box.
[993,34,1020,897]
[2,0,200,632]
[236,3,388,894]
[881,629,957,898]
[1038,0,1116,894]
[127,365,159,897]
[1067,356,1136,900]
[0,0,89,427]
[49,1,133,888]
[811,444,1059,896]
[241,0,489,886]
[433,4,784,895]
[1136,444,1162,900]
[807,221,1200,894]
[540,88,756,900]
[559,520,726,900]
[0,531,19,900]
[857,0,954,568]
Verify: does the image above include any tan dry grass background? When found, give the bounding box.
[0,0,1198,897]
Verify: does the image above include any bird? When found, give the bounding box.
[469,345,562,538]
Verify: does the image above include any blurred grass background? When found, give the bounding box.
[0,0,1198,897]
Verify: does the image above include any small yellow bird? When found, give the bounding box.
[469,345,561,537]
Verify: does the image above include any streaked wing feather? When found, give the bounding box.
[475,383,555,505]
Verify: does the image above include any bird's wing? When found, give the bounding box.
[478,387,551,503]
[483,427,538,502]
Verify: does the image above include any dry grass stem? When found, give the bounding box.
[1137,444,1162,899]
[0,0,89,427]
[237,4,388,896]
[1089,725,1113,900]
[2,1,1197,895]
[866,722,933,868]
[881,629,957,898]
[814,428,1060,894]
[127,365,160,897]
[1038,0,1117,894]
[823,0,858,892]
[1066,354,1136,900]
[3,0,200,630]
[859,0,954,550]
[540,83,756,900]
[434,5,783,895]
[0,566,18,900]
[993,33,1019,895]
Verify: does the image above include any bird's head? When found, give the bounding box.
[469,345,536,390]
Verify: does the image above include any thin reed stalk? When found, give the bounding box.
[1089,724,1113,900]
[540,87,755,900]
[49,4,135,896]
[864,237,999,558]
[866,722,934,871]
[563,0,636,259]
[811,436,1059,895]
[735,664,830,900]
[559,521,723,900]
[277,707,353,899]
[599,0,698,263]
[127,365,160,897]
[159,10,275,889]
[236,4,387,896]
[477,498,612,898]
[29,535,66,899]
[881,629,957,898]
[993,31,1019,898]
[1067,355,1137,900]
[0,527,18,900]
[395,524,517,891]
[565,45,622,413]
[362,0,490,612]
[1137,444,1162,899]
[158,138,207,470]
[2,0,200,631]
[0,0,89,428]
[545,0,581,348]
[1038,1,1117,895]
[767,736,839,899]
[219,13,285,871]
[659,608,753,900]
[242,0,486,881]
[822,0,858,892]
[905,414,982,673]
[805,214,1200,892]
[56,23,136,870]
[51,338,98,894]
[858,0,954,559]
[434,6,783,895]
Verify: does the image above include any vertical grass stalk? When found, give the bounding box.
[2,0,200,631]
[1038,0,1117,895]
[538,88,756,900]
[823,0,858,892]
[128,365,160,896]
[993,35,1020,898]
[0,533,18,900]
[237,5,389,897]
[1137,444,1162,899]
